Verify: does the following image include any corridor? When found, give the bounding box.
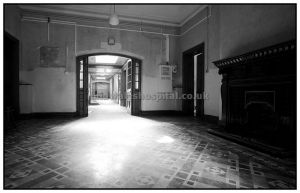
[4,100,296,189]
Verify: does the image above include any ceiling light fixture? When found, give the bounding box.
[109,4,119,26]
[95,55,118,63]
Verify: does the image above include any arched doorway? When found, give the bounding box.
[76,53,142,117]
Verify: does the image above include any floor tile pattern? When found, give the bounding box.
[4,101,296,189]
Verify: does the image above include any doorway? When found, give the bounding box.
[76,54,142,117]
[182,43,205,117]
[4,32,20,130]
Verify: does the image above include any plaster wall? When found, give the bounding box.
[20,68,76,112]
[179,5,296,119]
[19,5,296,114]
[180,6,222,117]
[20,18,179,112]
[4,5,21,39]
[93,82,109,98]
[219,5,296,58]
[20,21,76,113]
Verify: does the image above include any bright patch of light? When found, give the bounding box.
[157,136,174,143]
[115,163,122,170]
[106,69,112,73]
[96,68,105,72]
[95,55,118,64]
[96,73,108,76]
[57,100,166,180]
[96,77,106,80]
[87,145,128,179]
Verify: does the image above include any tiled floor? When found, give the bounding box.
[4,100,296,189]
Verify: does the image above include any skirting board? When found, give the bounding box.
[140,110,184,116]
[207,128,295,158]
[19,112,78,119]
[140,111,219,123]
[201,115,219,124]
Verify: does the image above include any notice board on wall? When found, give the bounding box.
[40,46,63,67]
[159,65,172,92]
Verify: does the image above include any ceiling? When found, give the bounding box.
[88,55,128,80]
[88,55,128,66]
[89,67,121,81]
[19,4,207,26]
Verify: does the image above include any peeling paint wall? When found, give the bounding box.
[21,21,76,71]
[20,15,179,112]
[19,5,295,114]
[20,21,76,113]
[20,68,76,112]
[4,5,21,39]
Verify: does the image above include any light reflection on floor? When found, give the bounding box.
[4,100,296,189]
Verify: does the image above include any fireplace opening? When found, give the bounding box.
[243,91,278,145]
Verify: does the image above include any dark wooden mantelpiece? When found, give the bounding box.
[214,40,295,69]
[213,40,296,148]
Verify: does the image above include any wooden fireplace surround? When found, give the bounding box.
[213,40,296,148]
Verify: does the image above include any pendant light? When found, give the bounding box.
[109,4,119,26]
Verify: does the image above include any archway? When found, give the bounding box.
[76,51,142,117]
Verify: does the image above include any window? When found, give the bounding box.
[134,62,140,90]
[80,60,83,88]
[127,61,132,89]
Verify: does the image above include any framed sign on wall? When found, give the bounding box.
[40,46,63,67]
[160,65,172,80]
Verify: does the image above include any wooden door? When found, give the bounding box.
[182,53,194,116]
[4,32,19,130]
[131,58,141,115]
[77,56,88,117]
[195,53,204,117]
[182,43,204,117]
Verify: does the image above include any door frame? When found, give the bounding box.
[4,31,20,118]
[76,53,142,116]
[76,55,89,117]
[120,68,127,107]
[182,43,205,117]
